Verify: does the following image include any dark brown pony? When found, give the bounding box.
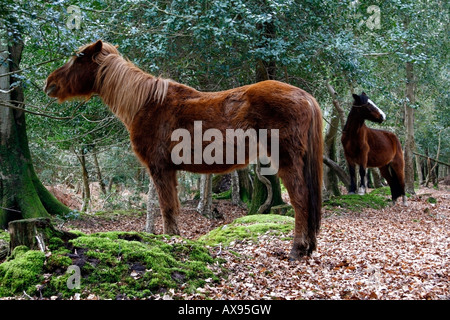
[45,40,323,259]
[341,92,406,205]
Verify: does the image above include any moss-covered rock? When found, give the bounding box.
[199,214,294,246]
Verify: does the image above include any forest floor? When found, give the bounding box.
[59,185,449,300]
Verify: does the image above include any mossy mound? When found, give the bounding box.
[199,214,294,246]
[0,231,221,299]
[0,246,46,296]
[324,188,390,214]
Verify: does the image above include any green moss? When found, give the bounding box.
[0,246,45,296]
[39,231,220,299]
[213,189,232,199]
[0,228,223,299]
[0,229,9,243]
[199,214,294,246]
[369,186,392,197]
[324,189,389,214]
[427,197,437,204]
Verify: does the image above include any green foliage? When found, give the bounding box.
[3,0,448,216]
[199,214,294,247]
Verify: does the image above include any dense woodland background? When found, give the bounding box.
[0,0,448,222]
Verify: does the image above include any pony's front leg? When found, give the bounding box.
[358,165,367,195]
[151,169,180,235]
[348,164,357,194]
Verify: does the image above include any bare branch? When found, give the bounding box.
[0,57,62,78]
[0,88,14,94]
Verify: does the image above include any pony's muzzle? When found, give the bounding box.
[44,83,57,96]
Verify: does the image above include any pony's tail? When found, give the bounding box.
[304,97,323,252]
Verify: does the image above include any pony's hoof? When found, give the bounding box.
[289,241,315,261]
[348,191,356,195]
[289,246,307,261]
[358,187,366,195]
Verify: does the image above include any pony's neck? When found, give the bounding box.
[95,54,170,127]
[343,108,366,133]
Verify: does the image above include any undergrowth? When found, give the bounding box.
[0,231,222,299]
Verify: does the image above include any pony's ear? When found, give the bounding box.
[352,93,360,102]
[361,92,367,96]
[82,40,103,56]
[93,40,103,52]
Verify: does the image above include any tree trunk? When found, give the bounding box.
[92,146,106,195]
[415,154,424,185]
[250,20,283,214]
[145,178,159,233]
[75,147,90,213]
[249,162,284,214]
[0,34,70,229]
[404,60,416,194]
[8,217,76,253]
[231,170,241,206]
[197,174,213,218]
[237,168,252,203]
[322,156,350,187]
[324,107,341,196]
[371,168,383,188]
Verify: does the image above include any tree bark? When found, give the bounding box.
[237,168,252,203]
[250,19,284,214]
[322,155,350,187]
[8,217,76,253]
[404,60,416,194]
[145,178,159,233]
[197,174,213,218]
[76,148,91,213]
[248,162,284,214]
[0,33,70,229]
[231,170,241,206]
[92,146,106,195]
[324,106,341,196]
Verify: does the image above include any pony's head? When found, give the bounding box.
[351,92,386,123]
[44,40,119,102]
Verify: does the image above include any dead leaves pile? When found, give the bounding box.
[179,188,449,300]
[62,187,448,300]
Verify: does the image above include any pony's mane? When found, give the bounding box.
[90,42,170,126]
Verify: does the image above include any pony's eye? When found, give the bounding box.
[76,52,85,58]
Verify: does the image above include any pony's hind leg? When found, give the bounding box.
[279,165,314,259]
[358,165,367,195]
[390,158,407,206]
[379,164,406,205]
[348,163,357,194]
[150,169,180,235]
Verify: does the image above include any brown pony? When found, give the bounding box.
[341,92,406,205]
[45,40,323,259]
